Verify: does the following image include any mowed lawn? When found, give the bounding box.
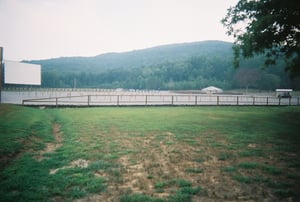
[0,105,299,201]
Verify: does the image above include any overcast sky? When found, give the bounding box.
[0,0,239,61]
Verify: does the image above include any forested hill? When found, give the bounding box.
[24,40,299,90]
[27,40,233,72]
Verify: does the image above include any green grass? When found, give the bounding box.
[262,165,283,175]
[153,179,200,202]
[233,175,253,184]
[238,162,260,169]
[0,104,300,201]
[185,167,203,173]
[238,148,265,157]
[237,162,283,175]
[0,105,54,158]
[218,152,235,161]
[221,166,237,172]
[121,194,165,202]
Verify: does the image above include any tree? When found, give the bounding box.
[234,69,261,92]
[259,73,281,90]
[222,0,300,77]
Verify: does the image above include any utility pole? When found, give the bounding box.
[0,47,3,103]
[73,78,77,89]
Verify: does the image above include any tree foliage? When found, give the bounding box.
[234,69,261,90]
[222,0,300,77]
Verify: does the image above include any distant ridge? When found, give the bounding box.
[26,40,233,72]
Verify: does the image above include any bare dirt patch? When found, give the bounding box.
[35,123,63,161]
[50,159,89,174]
[76,129,300,202]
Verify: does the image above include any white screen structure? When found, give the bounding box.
[4,60,41,85]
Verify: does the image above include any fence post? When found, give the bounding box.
[253,97,255,105]
[217,96,219,105]
[56,98,58,107]
[298,97,300,106]
[145,95,147,105]
[88,95,90,106]
[236,96,239,105]
[278,97,281,106]
[117,95,119,106]
[195,96,197,105]
[266,97,269,106]
[171,96,174,105]
[289,97,291,106]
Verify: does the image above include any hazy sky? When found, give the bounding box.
[0,0,239,61]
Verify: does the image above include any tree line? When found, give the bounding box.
[41,55,299,90]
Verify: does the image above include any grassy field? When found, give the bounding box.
[0,105,299,201]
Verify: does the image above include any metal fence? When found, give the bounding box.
[22,94,300,106]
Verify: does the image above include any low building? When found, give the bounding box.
[201,86,223,94]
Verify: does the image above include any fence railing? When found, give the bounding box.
[22,94,300,106]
